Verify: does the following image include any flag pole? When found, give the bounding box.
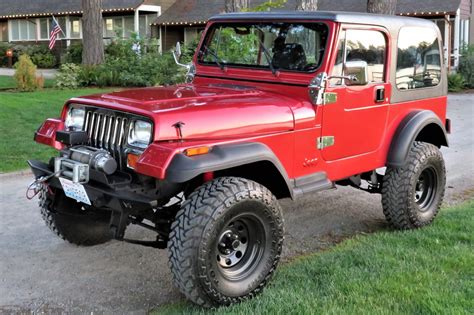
[52,15,67,38]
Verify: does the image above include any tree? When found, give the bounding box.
[82,0,104,65]
[225,0,249,12]
[367,0,397,15]
[295,0,318,11]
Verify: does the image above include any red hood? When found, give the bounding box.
[69,84,298,141]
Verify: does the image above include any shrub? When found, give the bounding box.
[23,45,57,68]
[13,54,38,91]
[458,45,474,89]
[36,74,45,90]
[62,43,83,64]
[78,65,100,86]
[55,63,81,89]
[77,37,191,88]
[448,73,466,92]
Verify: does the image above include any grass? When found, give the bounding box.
[157,201,474,315]
[0,88,113,173]
[0,75,55,89]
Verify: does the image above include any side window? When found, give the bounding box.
[331,29,386,85]
[396,27,442,90]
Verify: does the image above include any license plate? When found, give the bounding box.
[59,177,91,205]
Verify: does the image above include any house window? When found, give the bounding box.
[124,16,134,38]
[10,19,37,41]
[39,18,49,39]
[396,27,442,90]
[70,17,81,38]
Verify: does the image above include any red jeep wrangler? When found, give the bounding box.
[29,11,449,307]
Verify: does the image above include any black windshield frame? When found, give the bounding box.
[198,21,329,74]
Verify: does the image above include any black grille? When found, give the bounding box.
[82,110,133,170]
[84,111,129,151]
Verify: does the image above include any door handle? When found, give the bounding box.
[375,86,385,103]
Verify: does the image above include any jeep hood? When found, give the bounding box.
[71,84,297,141]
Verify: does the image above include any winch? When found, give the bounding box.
[54,146,117,183]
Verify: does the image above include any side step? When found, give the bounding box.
[292,172,334,197]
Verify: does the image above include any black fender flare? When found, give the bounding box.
[166,142,293,197]
[387,110,448,168]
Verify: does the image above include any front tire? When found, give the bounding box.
[382,141,446,229]
[39,186,113,246]
[168,177,284,307]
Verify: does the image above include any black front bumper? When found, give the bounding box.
[28,159,154,213]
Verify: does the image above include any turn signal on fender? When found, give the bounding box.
[184,146,211,156]
[127,153,140,169]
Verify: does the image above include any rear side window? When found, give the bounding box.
[396,27,442,90]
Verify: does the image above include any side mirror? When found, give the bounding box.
[343,60,368,85]
[174,41,182,61]
[172,41,192,71]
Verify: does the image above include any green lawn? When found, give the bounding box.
[157,201,474,314]
[0,88,113,172]
[0,75,55,89]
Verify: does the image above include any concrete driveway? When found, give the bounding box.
[0,94,473,313]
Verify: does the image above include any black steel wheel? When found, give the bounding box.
[168,177,284,307]
[414,166,438,211]
[382,141,446,229]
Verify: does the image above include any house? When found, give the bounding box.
[152,0,473,69]
[0,0,175,52]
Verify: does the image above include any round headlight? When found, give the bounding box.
[128,120,152,148]
[65,108,85,131]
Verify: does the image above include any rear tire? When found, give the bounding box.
[168,177,284,307]
[382,141,446,229]
[39,186,113,246]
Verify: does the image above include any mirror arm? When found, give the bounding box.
[173,52,191,70]
[327,74,359,83]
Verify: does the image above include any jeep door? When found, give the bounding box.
[320,27,390,161]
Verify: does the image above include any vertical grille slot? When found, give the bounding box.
[81,108,146,171]
[83,111,128,151]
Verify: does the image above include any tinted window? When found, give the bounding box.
[396,27,442,90]
[331,29,386,85]
[200,22,329,72]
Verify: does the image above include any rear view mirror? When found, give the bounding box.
[344,60,368,85]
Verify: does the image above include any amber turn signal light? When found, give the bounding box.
[184,146,211,156]
[127,153,140,169]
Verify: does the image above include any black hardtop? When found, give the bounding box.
[210,10,436,29]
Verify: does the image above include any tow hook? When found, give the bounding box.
[26,171,59,200]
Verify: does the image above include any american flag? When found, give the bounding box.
[48,17,63,50]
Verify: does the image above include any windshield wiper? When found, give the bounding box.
[202,45,225,71]
[255,26,277,76]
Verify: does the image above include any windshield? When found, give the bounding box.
[199,22,329,72]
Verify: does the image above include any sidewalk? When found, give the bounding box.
[0,67,58,79]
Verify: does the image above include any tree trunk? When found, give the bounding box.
[225,0,249,12]
[295,0,318,11]
[367,0,397,15]
[82,0,104,65]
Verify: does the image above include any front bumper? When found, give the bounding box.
[28,159,154,213]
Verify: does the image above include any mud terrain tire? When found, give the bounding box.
[40,187,113,246]
[168,177,284,307]
[382,141,446,229]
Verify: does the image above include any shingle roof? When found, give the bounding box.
[0,0,145,19]
[153,0,464,25]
